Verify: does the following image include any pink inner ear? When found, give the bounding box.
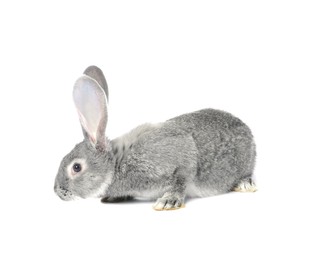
[77,111,96,143]
[73,75,108,146]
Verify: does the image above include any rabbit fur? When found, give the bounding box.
[54,66,256,210]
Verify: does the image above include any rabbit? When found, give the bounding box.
[54,65,257,211]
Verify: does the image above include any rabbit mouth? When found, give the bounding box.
[58,192,74,201]
[55,185,75,201]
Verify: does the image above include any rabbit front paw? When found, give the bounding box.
[153,193,185,211]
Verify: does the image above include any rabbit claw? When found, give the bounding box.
[153,195,185,211]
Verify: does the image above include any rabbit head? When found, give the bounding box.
[54,66,114,201]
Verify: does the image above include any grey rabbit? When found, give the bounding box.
[54,65,257,210]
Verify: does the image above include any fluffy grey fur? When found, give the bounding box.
[54,66,256,210]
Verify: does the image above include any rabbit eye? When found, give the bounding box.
[73,163,82,173]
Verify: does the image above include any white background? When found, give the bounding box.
[0,1,310,259]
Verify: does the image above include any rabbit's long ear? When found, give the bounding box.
[83,65,109,102]
[73,75,108,150]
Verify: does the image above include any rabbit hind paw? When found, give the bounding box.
[233,179,257,192]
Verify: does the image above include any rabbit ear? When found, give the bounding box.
[73,75,108,150]
[83,65,109,102]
